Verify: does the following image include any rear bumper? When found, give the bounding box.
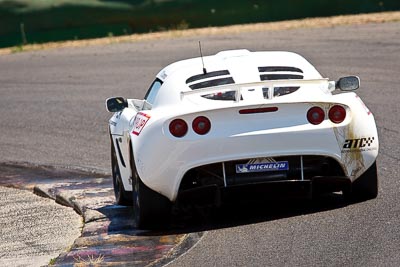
[178,176,351,206]
[134,125,346,201]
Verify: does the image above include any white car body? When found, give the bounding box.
[108,49,379,205]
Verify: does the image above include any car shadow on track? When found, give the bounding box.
[104,192,357,237]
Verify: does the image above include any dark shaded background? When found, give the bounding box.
[1,0,399,48]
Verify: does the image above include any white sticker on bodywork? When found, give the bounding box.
[356,95,371,115]
[132,112,150,136]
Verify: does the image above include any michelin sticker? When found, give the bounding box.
[236,161,289,173]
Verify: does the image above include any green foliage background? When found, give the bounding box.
[1,0,399,48]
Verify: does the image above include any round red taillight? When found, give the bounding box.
[307,106,325,125]
[192,116,211,135]
[329,105,346,124]
[169,119,188,138]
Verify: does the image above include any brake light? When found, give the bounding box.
[169,119,188,138]
[192,116,211,135]
[307,106,325,125]
[239,107,278,114]
[329,105,346,124]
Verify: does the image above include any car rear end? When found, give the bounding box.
[133,81,375,202]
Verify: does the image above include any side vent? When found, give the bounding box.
[186,70,230,83]
[186,70,235,90]
[258,66,304,81]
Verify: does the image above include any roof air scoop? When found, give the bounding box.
[216,49,251,59]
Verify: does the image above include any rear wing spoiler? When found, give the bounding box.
[180,78,335,102]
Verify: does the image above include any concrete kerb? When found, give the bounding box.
[34,181,186,265]
[1,164,187,266]
[33,184,54,199]
[34,183,105,225]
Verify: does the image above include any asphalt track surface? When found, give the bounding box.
[0,22,399,266]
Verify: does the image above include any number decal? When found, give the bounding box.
[132,112,151,136]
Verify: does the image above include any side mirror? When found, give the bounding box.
[105,97,127,112]
[336,76,360,91]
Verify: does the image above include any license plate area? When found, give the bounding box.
[226,157,300,186]
[235,161,289,174]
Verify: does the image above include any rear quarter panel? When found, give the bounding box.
[330,92,379,180]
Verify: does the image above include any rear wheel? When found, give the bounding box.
[111,142,132,205]
[347,162,378,201]
[131,156,171,229]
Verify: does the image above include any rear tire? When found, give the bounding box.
[348,162,378,201]
[131,156,171,229]
[111,142,132,206]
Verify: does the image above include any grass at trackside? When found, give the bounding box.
[1,0,400,49]
[1,11,399,55]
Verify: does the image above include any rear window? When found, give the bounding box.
[261,86,301,98]
[201,90,237,101]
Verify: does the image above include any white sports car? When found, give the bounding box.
[106,50,379,229]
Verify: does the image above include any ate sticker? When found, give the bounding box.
[132,112,151,136]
